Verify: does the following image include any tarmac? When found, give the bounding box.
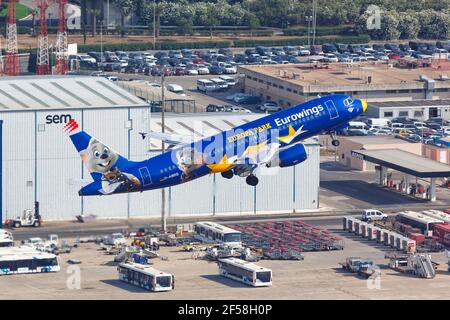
[1,222,449,300]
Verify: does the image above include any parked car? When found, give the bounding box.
[235,95,261,105]
[259,102,282,112]
[166,84,185,95]
[361,209,388,222]
[206,104,225,112]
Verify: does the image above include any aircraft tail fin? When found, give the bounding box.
[64,119,133,182]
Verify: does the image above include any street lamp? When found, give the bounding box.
[160,66,167,232]
[153,0,156,49]
[305,16,312,47]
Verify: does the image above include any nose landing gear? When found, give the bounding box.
[330,132,340,147]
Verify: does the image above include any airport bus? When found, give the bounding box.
[0,238,14,248]
[0,246,60,275]
[396,211,444,234]
[193,222,242,248]
[218,258,272,287]
[118,262,174,292]
[421,210,450,224]
[0,229,13,240]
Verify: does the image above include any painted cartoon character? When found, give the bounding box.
[81,139,141,194]
[175,147,204,181]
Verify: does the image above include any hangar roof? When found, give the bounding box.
[352,149,450,177]
[0,75,148,111]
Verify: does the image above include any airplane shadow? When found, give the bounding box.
[200,274,249,288]
[100,279,151,293]
[320,180,424,205]
[320,161,353,172]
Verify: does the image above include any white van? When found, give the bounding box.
[367,118,391,127]
[219,75,237,86]
[197,79,216,92]
[348,121,368,130]
[166,84,185,95]
[210,78,228,91]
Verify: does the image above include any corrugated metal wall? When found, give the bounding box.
[1,107,319,220]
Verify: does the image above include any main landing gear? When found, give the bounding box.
[221,170,234,179]
[221,169,259,186]
[330,132,340,147]
[246,174,259,186]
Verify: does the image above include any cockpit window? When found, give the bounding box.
[343,98,354,107]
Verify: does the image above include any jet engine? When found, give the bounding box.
[266,143,308,168]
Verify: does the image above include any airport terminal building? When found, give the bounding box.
[0,76,320,221]
[239,62,450,120]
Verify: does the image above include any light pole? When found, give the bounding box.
[153,0,156,49]
[99,19,104,71]
[107,0,110,29]
[312,0,317,45]
[306,16,312,47]
[160,67,166,232]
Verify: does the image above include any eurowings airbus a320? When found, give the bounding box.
[65,94,367,196]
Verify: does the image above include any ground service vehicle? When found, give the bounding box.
[118,262,174,292]
[197,79,216,92]
[0,247,60,275]
[218,257,272,287]
[194,222,242,248]
[362,209,388,222]
[340,257,376,279]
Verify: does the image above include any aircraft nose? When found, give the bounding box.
[361,99,368,112]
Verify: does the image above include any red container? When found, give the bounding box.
[432,223,450,246]
[409,233,426,245]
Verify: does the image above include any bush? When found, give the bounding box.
[77,40,232,53]
[283,26,353,36]
[233,35,370,47]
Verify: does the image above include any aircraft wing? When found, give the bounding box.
[139,131,196,145]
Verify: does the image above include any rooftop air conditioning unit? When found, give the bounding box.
[419,75,428,81]
[440,74,449,81]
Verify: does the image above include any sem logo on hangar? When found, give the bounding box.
[46,114,72,124]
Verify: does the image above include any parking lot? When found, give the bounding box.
[73,40,450,116]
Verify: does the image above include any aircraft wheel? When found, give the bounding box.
[246,175,259,186]
[332,139,340,147]
[221,170,234,179]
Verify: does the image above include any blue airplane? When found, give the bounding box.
[65,94,367,196]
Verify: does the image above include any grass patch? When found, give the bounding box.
[0,4,31,20]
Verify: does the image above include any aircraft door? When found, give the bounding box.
[138,167,153,187]
[325,100,339,120]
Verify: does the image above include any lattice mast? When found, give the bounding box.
[5,0,19,76]
[36,0,51,75]
[55,0,68,75]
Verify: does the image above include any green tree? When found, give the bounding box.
[112,0,135,37]
[244,12,260,39]
[204,4,220,39]
[89,8,101,37]
[398,12,420,39]
[176,17,194,35]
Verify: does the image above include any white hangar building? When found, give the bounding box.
[0,76,320,221]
